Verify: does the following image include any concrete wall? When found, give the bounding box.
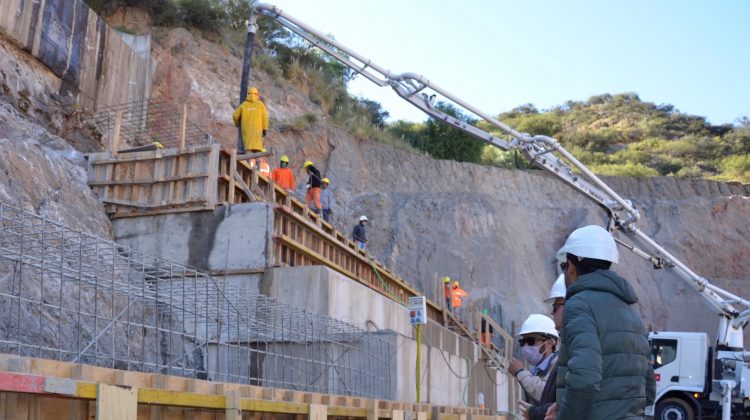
[112,206,512,410]
[266,265,512,411]
[113,203,273,272]
[0,0,152,109]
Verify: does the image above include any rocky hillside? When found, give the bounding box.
[1,21,748,347]
[145,27,750,344]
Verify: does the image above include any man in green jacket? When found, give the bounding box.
[553,225,655,420]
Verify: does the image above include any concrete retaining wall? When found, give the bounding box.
[0,0,152,109]
[266,265,511,410]
[112,205,512,410]
[113,203,273,272]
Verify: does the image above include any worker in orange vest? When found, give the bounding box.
[271,155,295,191]
[451,280,468,316]
[442,276,452,310]
[248,157,270,177]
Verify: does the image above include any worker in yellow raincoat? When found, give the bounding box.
[233,86,269,153]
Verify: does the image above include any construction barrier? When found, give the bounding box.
[0,355,508,420]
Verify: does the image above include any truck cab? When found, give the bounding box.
[650,331,710,419]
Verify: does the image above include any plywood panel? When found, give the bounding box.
[96,383,137,420]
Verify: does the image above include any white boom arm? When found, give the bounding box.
[250,3,749,348]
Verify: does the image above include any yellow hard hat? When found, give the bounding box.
[248,87,259,95]
[453,280,460,287]
[304,161,314,168]
[443,276,450,283]
[280,155,289,163]
[322,177,330,184]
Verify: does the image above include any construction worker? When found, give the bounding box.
[450,280,468,316]
[553,225,655,420]
[520,275,565,420]
[304,161,323,213]
[508,314,558,405]
[352,215,368,249]
[271,155,295,191]
[258,158,270,177]
[320,177,334,222]
[232,86,269,153]
[480,309,494,349]
[442,276,452,310]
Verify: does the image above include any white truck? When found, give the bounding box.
[242,5,750,418]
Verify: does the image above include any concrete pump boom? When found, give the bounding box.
[246,3,749,349]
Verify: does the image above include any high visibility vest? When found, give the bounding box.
[451,287,468,308]
[259,158,270,176]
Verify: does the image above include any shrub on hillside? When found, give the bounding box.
[589,162,659,178]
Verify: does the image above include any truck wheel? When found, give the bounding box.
[656,397,694,420]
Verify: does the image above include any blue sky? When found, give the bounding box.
[269,0,749,125]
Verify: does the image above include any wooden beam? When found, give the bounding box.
[236,151,273,161]
[0,372,45,394]
[226,391,242,420]
[309,404,327,420]
[96,383,137,420]
[228,148,237,204]
[111,110,123,157]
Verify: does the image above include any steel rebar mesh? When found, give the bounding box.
[93,99,216,149]
[0,202,391,398]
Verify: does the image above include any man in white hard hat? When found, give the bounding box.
[352,215,368,249]
[520,275,565,420]
[552,225,655,420]
[508,314,558,404]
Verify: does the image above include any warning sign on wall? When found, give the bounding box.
[408,296,427,325]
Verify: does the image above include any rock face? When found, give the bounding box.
[0,99,111,237]
[1,22,748,350]
[146,28,750,345]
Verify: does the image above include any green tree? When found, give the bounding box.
[419,102,484,163]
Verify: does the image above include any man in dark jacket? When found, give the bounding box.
[352,215,368,249]
[303,161,323,213]
[553,225,655,420]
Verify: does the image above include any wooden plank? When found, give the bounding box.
[236,151,273,161]
[43,377,78,396]
[88,145,215,164]
[308,404,327,420]
[367,400,379,420]
[228,149,237,203]
[96,383,137,420]
[392,409,405,420]
[137,389,225,409]
[87,173,209,186]
[111,111,122,157]
[242,399,308,415]
[0,372,45,394]
[225,391,242,420]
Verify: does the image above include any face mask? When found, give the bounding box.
[522,344,544,366]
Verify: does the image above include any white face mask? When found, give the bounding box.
[522,344,544,366]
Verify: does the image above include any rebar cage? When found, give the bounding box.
[0,202,391,398]
[93,99,216,149]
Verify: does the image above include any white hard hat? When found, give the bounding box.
[359,215,368,222]
[517,314,558,339]
[556,225,619,264]
[544,274,566,303]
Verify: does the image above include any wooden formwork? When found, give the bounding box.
[0,355,509,420]
[87,145,220,217]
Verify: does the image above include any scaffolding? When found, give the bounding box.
[0,201,391,398]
